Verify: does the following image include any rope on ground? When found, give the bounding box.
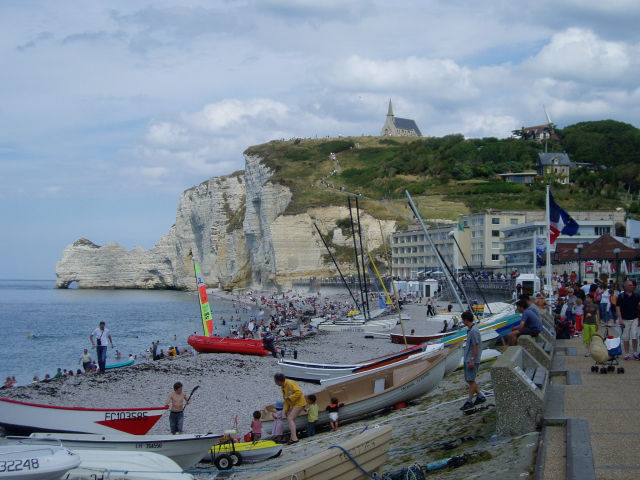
[328,444,380,479]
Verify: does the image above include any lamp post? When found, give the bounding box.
[573,244,584,284]
[505,256,508,277]
[614,247,621,283]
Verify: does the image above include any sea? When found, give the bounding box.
[0,280,253,386]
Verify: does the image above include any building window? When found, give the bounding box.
[492,242,500,249]
[511,218,519,225]
[492,230,500,237]
[595,226,611,235]
[491,254,500,261]
[492,218,500,225]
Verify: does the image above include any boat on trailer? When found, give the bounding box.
[0,398,167,436]
[252,425,392,480]
[0,442,80,480]
[262,347,453,434]
[15,432,221,469]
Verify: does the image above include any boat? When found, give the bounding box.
[277,343,427,383]
[105,359,134,370]
[319,344,450,386]
[187,259,269,356]
[205,439,282,466]
[63,449,193,480]
[251,425,392,480]
[187,335,270,356]
[0,398,167,436]
[316,317,398,333]
[261,348,452,434]
[0,442,80,480]
[17,432,221,469]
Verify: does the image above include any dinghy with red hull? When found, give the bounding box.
[0,398,167,436]
[187,335,270,356]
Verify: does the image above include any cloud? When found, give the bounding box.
[326,55,479,102]
[525,28,634,84]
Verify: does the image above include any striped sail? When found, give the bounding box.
[193,261,213,336]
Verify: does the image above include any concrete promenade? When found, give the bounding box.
[539,329,640,480]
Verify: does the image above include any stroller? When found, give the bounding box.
[590,328,624,374]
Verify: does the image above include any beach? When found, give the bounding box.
[0,295,536,479]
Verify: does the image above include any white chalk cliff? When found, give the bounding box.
[55,154,395,290]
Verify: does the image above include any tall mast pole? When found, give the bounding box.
[348,197,367,320]
[405,191,465,312]
[355,197,371,318]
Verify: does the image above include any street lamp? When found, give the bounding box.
[614,247,621,283]
[573,244,584,284]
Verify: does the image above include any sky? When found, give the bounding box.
[1,0,640,279]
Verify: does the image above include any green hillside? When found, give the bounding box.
[244,120,640,222]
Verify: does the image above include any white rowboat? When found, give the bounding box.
[18,433,221,469]
[278,343,428,383]
[262,347,455,434]
[0,443,80,480]
[0,398,167,436]
[63,449,193,480]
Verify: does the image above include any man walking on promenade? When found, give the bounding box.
[274,373,306,444]
[616,280,640,360]
[460,311,485,410]
[90,321,114,373]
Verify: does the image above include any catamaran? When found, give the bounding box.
[187,259,269,356]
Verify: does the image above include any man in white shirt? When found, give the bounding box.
[90,321,114,374]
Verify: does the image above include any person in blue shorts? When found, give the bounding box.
[460,311,485,411]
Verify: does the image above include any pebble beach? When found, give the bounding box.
[0,291,538,479]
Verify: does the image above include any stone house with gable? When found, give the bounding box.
[380,100,422,137]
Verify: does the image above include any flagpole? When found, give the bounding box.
[533,230,537,277]
[545,185,552,302]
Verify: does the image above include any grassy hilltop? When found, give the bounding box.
[244,120,640,223]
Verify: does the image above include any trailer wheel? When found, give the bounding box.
[229,452,243,466]
[215,453,233,470]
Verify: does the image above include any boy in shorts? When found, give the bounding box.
[460,311,485,410]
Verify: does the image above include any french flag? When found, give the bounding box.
[549,191,579,244]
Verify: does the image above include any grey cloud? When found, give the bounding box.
[16,31,53,51]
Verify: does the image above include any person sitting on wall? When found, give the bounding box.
[508,299,542,346]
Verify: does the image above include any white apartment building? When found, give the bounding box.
[391,224,457,280]
[460,211,526,270]
[501,220,615,273]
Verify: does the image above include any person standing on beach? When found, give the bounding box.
[90,321,113,374]
[79,348,92,372]
[274,373,305,444]
[167,382,189,434]
[616,280,640,360]
[460,311,485,410]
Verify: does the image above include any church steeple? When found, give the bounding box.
[387,99,394,117]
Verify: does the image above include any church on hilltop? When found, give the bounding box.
[380,99,422,137]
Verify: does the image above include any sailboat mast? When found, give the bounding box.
[405,191,465,313]
[355,197,371,319]
[348,197,367,320]
[192,257,214,337]
[313,223,360,309]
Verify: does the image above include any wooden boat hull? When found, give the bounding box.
[187,335,269,356]
[63,450,193,480]
[0,398,167,436]
[0,443,80,480]
[206,440,282,463]
[319,345,444,386]
[277,343,426,383]
[317,317,398,333]
[21,433,221,469]
[252,425,392,480]
[262,349,451,434]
